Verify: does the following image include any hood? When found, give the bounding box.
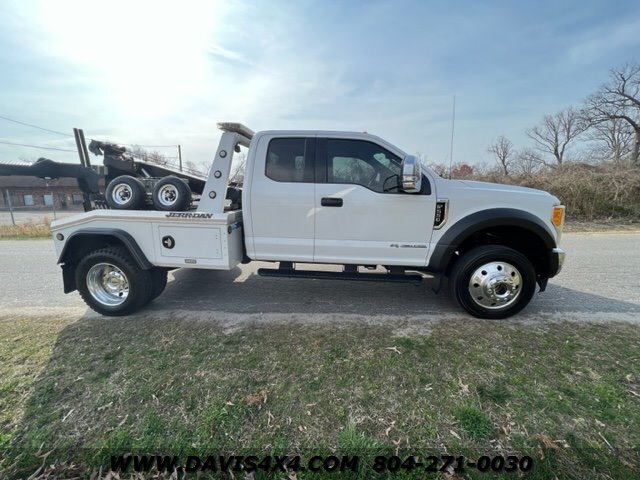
[456,179,550,196]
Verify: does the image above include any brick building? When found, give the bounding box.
[0,176,93,211]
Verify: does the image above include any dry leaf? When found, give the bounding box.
[385,347,401,355]
[266,410,274,427]
[457,377,469,395]
[225,401,235,406]
[244,394,262,406]
[449,430,461,440]
[385,421,396,437]
[535,434,560,450]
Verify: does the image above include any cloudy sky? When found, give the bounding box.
[1,0,639,169]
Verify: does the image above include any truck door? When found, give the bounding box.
[245,135,316,262]
[314,137,435,266]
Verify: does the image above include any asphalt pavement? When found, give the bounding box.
[1,233,639,328]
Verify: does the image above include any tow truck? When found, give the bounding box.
[50,122,565,319]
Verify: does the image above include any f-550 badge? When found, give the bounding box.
[390,243,427,248]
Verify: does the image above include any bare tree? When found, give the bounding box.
[415,151,429,166]
[585,117,634,163]
[184,160,208,175]
[130,146,171,166]
[526,107,588,166]
[512,148,543,175]
[229,152,246,184]
[487,135,514,175]
[584,63,640,165]
[428,162,449,177]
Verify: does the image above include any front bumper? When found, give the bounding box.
[549,247,566,277]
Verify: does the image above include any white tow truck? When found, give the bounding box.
[50,122,566,319]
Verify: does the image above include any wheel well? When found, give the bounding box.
[58,231,152,293]
[62,234,125,265]
[447,226,551,279]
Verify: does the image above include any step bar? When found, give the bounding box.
[257,264,424,284]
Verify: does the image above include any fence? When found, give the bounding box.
[1,188,83,226]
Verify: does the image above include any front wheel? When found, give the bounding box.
[75,246,152,316]
[449,245,536,319]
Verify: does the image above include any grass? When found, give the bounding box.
[0,219,51,239]
[0,315,639,479]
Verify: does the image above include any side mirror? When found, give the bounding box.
[401,155,422,193]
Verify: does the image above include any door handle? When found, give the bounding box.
[321,197,343,207]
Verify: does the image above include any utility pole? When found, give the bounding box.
[5,189,15,225]
[45,178,57,220]
[178,145,182,171]
[448,95,456,179]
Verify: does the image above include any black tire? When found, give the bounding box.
[449,245,536,319]
[75,246,153,316]
[105,175,146,210]
[149,268,168,301]
[151,176,191,211]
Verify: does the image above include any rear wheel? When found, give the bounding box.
[449,245,536,319]
[152,176,191,211]
[149,268,168,301]
[105,175,146,210]
[76,246,152,316]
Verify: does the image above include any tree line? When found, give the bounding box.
[485,62,640,176]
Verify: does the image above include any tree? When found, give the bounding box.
[513,148,543,175]
[585,117,634,163]
[415,151,429,166]
[487,135,514,175]
[526,107,588,166]
[584,63,640,165]
[229,152,246,184]
[450,163,474,178]
[428,162,449,177]
[184,160,207,175]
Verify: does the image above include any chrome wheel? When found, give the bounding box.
[86,263,129,307]
[111,183,133,206]
[468,261,521,310]
[157,184,179,207]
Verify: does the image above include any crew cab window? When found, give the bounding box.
[326,139,402,193]
[266,138,313,183]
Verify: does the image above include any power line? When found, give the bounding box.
[0,114,73,137]
[0,140,77,153]
[0,112,178,150]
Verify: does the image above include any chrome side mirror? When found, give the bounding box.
[401,155,422,193]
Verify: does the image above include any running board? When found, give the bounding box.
[257,268,424,284]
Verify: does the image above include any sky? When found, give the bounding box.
[1,0,639,170]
